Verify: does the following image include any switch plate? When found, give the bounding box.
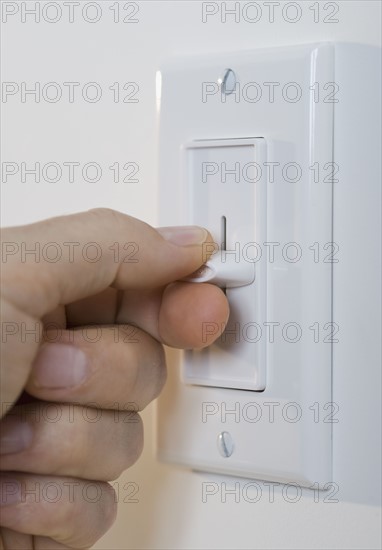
[157,43,334,486]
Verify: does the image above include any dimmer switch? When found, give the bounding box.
[157,43,334,486]
[183,138,267,391]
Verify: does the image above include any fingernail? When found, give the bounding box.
[0,478,21,506]
[158,226,209,246]
[32,344,89,389]
[0,417,33,455]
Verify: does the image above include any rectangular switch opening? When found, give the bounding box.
[221,216,227,296]
[221,215,227,251]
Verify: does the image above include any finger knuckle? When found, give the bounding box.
[59,480,117,548]
[87,208,130,231]
[114,413,144,477]
[139,339,167,409]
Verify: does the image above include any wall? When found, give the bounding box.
[2,1,381,548]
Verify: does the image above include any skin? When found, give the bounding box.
[0,209,229,549]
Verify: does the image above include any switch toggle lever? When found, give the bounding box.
[183,250,255,289]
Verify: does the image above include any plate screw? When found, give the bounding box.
[217,431,234,458]
[221,68,237,95]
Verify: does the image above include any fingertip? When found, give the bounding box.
[156,226,210,247]
[156,225,218,267]
[158,282,229,349]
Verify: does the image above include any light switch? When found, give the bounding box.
[157,43,334,487]
[184,138,267,391]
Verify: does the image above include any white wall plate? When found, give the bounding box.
[157,43,334,486]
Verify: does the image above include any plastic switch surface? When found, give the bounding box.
[183,250,255,288]
[184,138,267,391]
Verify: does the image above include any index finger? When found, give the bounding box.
[1,208,214,320]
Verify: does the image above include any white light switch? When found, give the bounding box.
[157,43,334,487]
[184,138,267,391]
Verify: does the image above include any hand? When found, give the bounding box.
[0,209,229,549]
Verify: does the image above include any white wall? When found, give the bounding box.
[2,2,381,549]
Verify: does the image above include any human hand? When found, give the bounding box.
[0,209,229,549]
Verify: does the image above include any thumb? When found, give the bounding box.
[0,208,214,409]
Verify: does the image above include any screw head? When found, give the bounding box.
[221,68,237,95]
[217,431,234,458]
